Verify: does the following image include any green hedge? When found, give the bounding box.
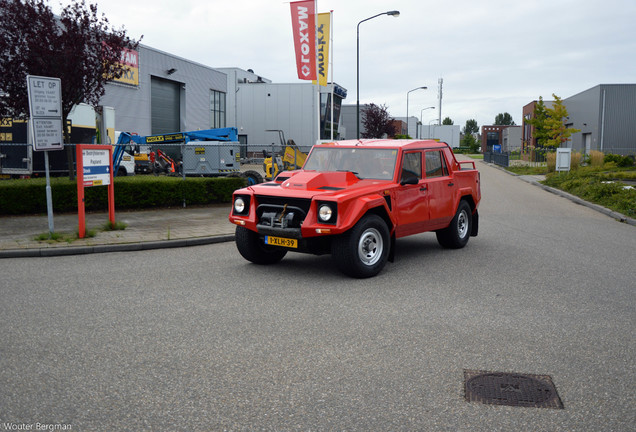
[0,175,246,215]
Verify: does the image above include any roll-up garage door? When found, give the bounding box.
[151,76,180,134]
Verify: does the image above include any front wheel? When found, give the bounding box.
[332,214,390,278]
[436,200,472,249]
[235,226,287,265]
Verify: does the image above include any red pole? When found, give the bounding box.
[76,145,86,238]
[108,146,115,225]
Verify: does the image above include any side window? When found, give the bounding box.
[400,152,422,183]
[425,151,447,178]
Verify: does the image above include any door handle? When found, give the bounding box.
[447,182,454,187]
[420,186,427,191]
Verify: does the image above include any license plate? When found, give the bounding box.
[265,236,298,248]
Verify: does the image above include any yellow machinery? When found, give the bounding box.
[263,130,307,180]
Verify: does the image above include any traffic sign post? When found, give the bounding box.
[26,75,64,235]
[26,75,63,151]
[76,144,115,238]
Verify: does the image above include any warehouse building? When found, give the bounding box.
[98,47,347,156]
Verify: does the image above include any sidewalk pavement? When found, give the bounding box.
[1,165,633,258]
[0,204,236,258]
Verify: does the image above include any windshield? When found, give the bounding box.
[303,147,398,180]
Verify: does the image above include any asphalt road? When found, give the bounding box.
[1,161,634,431]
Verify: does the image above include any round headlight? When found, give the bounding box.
[234,197,245,213]
[318,204,333,222]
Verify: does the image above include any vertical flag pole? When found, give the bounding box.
[315,1,320,145]
[329,10,334,140]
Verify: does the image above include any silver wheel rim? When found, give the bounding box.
[458,209,469,239]
[358,228,383,266]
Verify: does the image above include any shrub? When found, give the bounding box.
[589,150,604,167]
[604,153,634,168]
[546,152,556,172]
[571,152,582,170]
[0,175,246,215]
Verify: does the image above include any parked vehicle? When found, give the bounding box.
[229,139,481,278]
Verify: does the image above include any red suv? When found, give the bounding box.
[229,139,481,278]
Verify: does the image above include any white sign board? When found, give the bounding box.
[82,149,111,186]
[26,75,64,151]
[556,148,572,172]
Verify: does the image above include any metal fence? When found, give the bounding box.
[483,151,510,167]
[0,142,314,178]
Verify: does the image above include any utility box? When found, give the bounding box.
[182,141,241,176]
[556,148,572,172]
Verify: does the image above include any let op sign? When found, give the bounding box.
[26,75,64,151]
[82,149,111,186]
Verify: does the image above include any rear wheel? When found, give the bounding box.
[235,226,287,264]
[436,200,471,249]
[241,170,264,186]
[332,214,390,278]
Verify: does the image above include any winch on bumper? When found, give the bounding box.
[256,204,305,239]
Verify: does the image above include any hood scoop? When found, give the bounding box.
[280,171,358,190]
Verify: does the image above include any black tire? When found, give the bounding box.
[436,200,472,249]
[235,226,287,265]
[242,170,264,186]
[117,167,127,177]
[331,214,390,278]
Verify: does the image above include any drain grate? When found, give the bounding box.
[464,369,563,409]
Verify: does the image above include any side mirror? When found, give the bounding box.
[400,176,419,186]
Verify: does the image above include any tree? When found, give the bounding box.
[0,0,140,124]
[442,117,454,125]
[361,103,396,139]
[525,94,579,149]
[460,134,480,153]
[494,112,515,125]
[525,97,550,147]
[463,119,479,135]
[543,94,580,148]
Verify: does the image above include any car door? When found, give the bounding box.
[394,151,429,237]
[422,149,455,229]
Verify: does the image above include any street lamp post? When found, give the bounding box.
[357,10,400,139]
[420,106,435,138]
[406,87,427,138]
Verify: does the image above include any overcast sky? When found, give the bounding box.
[53,0,636,130]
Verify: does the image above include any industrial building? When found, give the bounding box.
[96,47,348,157]
[563,84,636,156]
[522,84,636,156]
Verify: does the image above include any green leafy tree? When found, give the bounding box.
[463,119,479,135]
[526,95,579,149]
[544,94,580,148]
[494,112,515,125]
[442,117,454,125]
[362,103,396,138]
[461,133,480,153]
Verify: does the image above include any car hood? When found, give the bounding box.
[246,171,389,199]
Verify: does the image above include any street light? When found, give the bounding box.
[357,10,400,139]
[406,87,427,138]
[420,106,435,138]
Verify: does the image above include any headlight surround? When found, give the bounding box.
[233,196,250,215]
[317,202,337,224]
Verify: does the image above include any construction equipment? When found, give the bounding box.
[263,130,308,180]
[114,128,263,183]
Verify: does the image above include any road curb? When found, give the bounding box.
[0,234,235,259]
[481,161,636,226]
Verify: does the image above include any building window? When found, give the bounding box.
[210,90,226,128]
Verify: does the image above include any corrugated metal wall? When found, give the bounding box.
[600,85,636,154]
[99,45,227,136]
[565,84,636,155]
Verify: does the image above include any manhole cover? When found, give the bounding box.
[464,370,563,409]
